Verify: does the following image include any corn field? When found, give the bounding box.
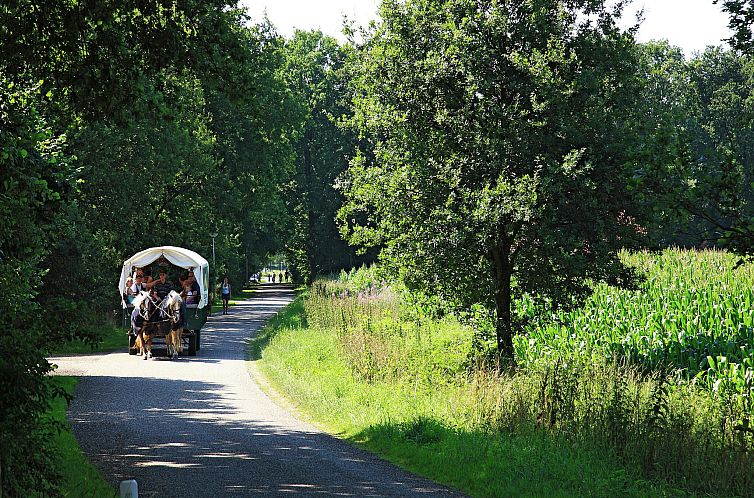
[515,248,754,420]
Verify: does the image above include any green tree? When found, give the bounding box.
[71,70,221,286]
[715,0,754,52]
[339,0,648,356]
[636,43,754,252]
[0,2,303,494]
[681,48,754,251]
[1,0,246,124]
[629,41,705,247]
[282,30,370,284]
[199,20,301,287]
[0,78,73,497]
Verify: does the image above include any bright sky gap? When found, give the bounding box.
[240,0,733,57]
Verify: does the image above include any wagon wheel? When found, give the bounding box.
[187,332,197,356]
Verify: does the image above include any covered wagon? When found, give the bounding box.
[118,246,210,356]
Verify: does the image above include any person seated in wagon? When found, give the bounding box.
[123,276,136,305]
[124,274,146,307]
[144,267,174,300]
[133,267,152,285]
[155,268,175,299]
[179,268,200,304]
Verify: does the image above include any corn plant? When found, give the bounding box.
[514,249,754,416]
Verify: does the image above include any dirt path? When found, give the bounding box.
[50,286,464,497]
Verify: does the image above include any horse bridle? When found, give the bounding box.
[139,295,180,324]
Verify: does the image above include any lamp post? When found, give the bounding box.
[210,232,217,269]
[210,232,217,307]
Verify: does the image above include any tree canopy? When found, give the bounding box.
[339,0,649,356]
[715,0,754,52]
[282,30,374,283]
[0,2,302,494]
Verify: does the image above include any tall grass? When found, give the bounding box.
[308,277,472,387]
[254,254,754,496]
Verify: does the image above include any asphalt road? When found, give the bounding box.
[50,286,464,497]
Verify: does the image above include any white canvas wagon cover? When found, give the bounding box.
[118,246,209,309]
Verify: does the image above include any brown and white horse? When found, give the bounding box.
[164,291,185,359]
[131,291,156,359]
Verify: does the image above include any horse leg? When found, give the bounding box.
[177,328,184,353]
[141,332,149,360]
[167,330,177,359]
[172,328,183,356]
[134,333,144,356]
[145,330,152,359]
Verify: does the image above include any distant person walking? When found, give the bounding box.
[220,277,231,315]
[272,273,276,284]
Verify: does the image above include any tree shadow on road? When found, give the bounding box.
[68,375,458,497]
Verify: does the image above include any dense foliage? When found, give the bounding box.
[715,0,754,52]
[3,0,754,494]
[0,1,303,495]
[282,30,374,283]
[0,78,73,496]
[636,41,754,253]
[340,0,651,356]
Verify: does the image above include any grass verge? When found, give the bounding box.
[49,376,116,497]
[52,325,127,355]
[249,295,702,498]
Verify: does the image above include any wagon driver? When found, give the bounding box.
[145,268,174,300]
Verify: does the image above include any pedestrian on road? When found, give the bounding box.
[221,276,231,315]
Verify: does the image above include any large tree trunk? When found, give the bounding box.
[491,238,514,358]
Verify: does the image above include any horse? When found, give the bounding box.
[131,291,157,359]
[162,291,185,359]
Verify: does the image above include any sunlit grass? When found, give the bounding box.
[52,326,127,355]
[250,270,738,496]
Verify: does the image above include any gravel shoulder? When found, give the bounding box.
[50,286,464,497]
